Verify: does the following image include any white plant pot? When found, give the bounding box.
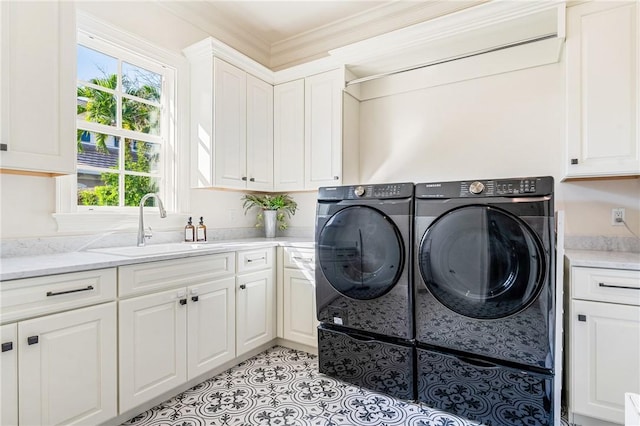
[263,210,277,238]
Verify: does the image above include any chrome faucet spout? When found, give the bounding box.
[137,193,167,247]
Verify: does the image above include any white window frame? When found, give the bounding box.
[55,12,190,233]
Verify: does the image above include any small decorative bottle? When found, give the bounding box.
[196,216,207,242]
[185,217,195,242]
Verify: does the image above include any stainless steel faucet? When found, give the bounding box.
[137,193,167,247]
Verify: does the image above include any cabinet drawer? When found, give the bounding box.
[0,268,116,324]
[284,247,315,270]
[572,267,640,306]
[237,247,273,273]
[119,253,235,297]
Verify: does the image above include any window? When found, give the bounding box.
[76,37,166,208]
[55,14,189,232]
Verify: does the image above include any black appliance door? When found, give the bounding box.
[317,206,404,300]
[418,205,544,319]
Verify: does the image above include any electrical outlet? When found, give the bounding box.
[611,208,625,226]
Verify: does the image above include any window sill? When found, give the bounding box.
[53,211,190,234]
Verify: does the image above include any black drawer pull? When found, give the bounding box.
[239,284,246,290]
[249,177,255,182]
[598,282,640,291]
[0,143,7,151]
[47,285,94,297]
[27,336,38,345]
[246,257,265,263]
[1,342,13,352]
[179,299,187,305]
[191,296,199,302]
[578,314,587,322]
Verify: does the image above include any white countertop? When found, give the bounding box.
[565,249,640,270]
[0,238,314,282]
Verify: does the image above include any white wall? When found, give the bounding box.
[357,61,639,237]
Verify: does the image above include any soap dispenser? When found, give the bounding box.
[185,217,195,242]
[196,217,207,242]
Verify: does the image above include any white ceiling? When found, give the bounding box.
[201,1,391,45]
[160,0,483,70]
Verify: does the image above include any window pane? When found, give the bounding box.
[122,62,162,101]
[77,133,120,170]
[77,86,117,127]
[123,98,160,135]
[77,171,119,206]
[124,176,160,207]
[77,45,118,85]
[124,140,161,173]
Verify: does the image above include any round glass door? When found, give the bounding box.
[317,206,404,300]
[418,205,544,319]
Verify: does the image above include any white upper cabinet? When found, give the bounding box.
[0,1,76,176]
[305,69,344,189]
[188,53,273,190]
[565,1,640,179]
[274,79,305,191]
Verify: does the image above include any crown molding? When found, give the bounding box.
[158,1,271,68]
[269,0,485,70]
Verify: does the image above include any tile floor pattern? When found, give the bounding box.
[122,346,572,426]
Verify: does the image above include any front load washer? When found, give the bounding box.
[315,182,414,399]
[414,176,558,425]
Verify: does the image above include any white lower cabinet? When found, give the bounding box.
[19,302,117,425]
[281,247,317,348]
[567,266,640,425]
[236,248,275,356]
[117,254,237,414]
[1,323,18,426]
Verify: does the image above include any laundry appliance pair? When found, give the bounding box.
[315,177,559,425]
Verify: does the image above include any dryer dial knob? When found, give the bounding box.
[354,186,365,197]
[469,181,485,194]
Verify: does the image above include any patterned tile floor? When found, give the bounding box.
[122,346,571,426]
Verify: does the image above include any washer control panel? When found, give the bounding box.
[415,177,553,199]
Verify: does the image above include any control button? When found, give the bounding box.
[469,181,485,194]
[354,186,365,197]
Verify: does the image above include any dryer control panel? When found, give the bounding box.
[318,183,414,200]
[415,176,553,198]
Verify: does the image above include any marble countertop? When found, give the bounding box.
[565,249,640,270]
[0,238,314,282]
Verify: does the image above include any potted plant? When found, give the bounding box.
[241,193,298,238]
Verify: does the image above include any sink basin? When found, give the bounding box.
[88,243,210,257]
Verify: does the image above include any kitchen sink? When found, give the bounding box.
[88,243,211,257]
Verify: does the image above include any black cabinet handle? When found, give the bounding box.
[239,284,246,290]
[191,296,199,302]
[570,158,579,165]
[249,177,255,182]
[47,285,94,297]
[247,257,265,263]
[27,336,39,345]
[0,143,7,151]
[241,177,247,181]
[334,176,339,180]
[1,342,13,352]
[179,299,187,305]
[599,282,640,290]
[578,314,587,322]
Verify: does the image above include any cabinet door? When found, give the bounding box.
[246,74,274,191]
[187,277,236,380]
[236,269,275,356]
[119,288,187,413]
[283,268,318,347]
[274,79,305,191]
[572,300,640,424]
[18,302,117,425]
[214,58,247,188]
[0,1,75,175]
[305,69,344,189]
[566,1,639,178]
[1,323,17,426]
